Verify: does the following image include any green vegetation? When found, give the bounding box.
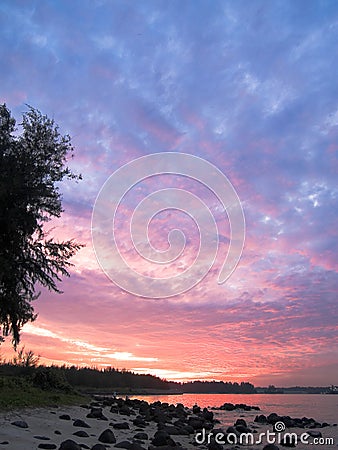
[0,349,88,410]
[0,375,86,410]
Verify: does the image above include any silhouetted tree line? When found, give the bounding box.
[0,362,169,390]
[173,380,256,394]
[0,359,256,393]
[63,366,169,390]
[0,350,255,392]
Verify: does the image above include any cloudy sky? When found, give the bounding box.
[1,0,337,386]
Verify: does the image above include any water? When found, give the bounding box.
[130,393,338,425]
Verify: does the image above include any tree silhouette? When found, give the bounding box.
[0,104,83,346]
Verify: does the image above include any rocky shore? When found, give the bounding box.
[0,397,336,449]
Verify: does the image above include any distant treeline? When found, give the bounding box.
[0,361,256,393]
[174,380,256,393]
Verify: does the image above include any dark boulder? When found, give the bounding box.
[11,420,28,428]
[192,405,201,414]
[234,418,247,428]
[254,414,267,424]
[202,408,213,421]
[59,440,82,450]
[73,419,91,428]
[267,413,280,424]
[151,430,176,447]
[207,438,223,450]
[38,445,57,449]
[134,432,148,440]
[91,445,106,450]
[86,407,105,419]
[306,430,322,438]
[188,417,205,430]
[59,415,71,421]
[133,417,147,427]
[114,441,133,449]
[113,422,130,429]
[119,405,131,416]
[98,428,116,444]
[73,430,89,437]
[280,435,296,447]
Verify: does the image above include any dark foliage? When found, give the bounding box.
[178,380,256,393]
[31,366,73,392]
[0,361,256,393]
[0,104,83,346]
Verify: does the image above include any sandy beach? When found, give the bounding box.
[0,397,336,450]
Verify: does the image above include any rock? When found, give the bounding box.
[202,408,214,421]
[221,403,235,411]
[91,445,106,450]
[98,428,116,444]
[54,430,61,435]
[34,436,51,440]
[133,417,147,427]
[151,430,177,447]
[73,430,89,437]
[119,405,131,416]
[267,413,280,424]
[59,415,71,421]
[73,419,91,428]
[192,405,201,414]
[163,425,189,436]
[235,424,250,434]
[114,441,133,449]
[11,420,28,428]
[134,432,148,440]
[0,442,9,445]
[280,435,296,447]
[188,417,205,430]
[38,445,57,449]
[87,407,105,419]
[321,422,330,427]
[234,418,247,428]
[130,444,146,450]
[59,440,82,450]
[255,414,267,424]
[113,422,130,429]
[207,438,223,450]
[306,430,322,438]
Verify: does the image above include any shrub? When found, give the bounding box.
[31,367,73,392]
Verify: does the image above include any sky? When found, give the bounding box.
[0,0,337,387]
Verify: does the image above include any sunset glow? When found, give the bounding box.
[0,0,337,387]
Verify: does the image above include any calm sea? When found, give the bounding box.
[130,393,338,426]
